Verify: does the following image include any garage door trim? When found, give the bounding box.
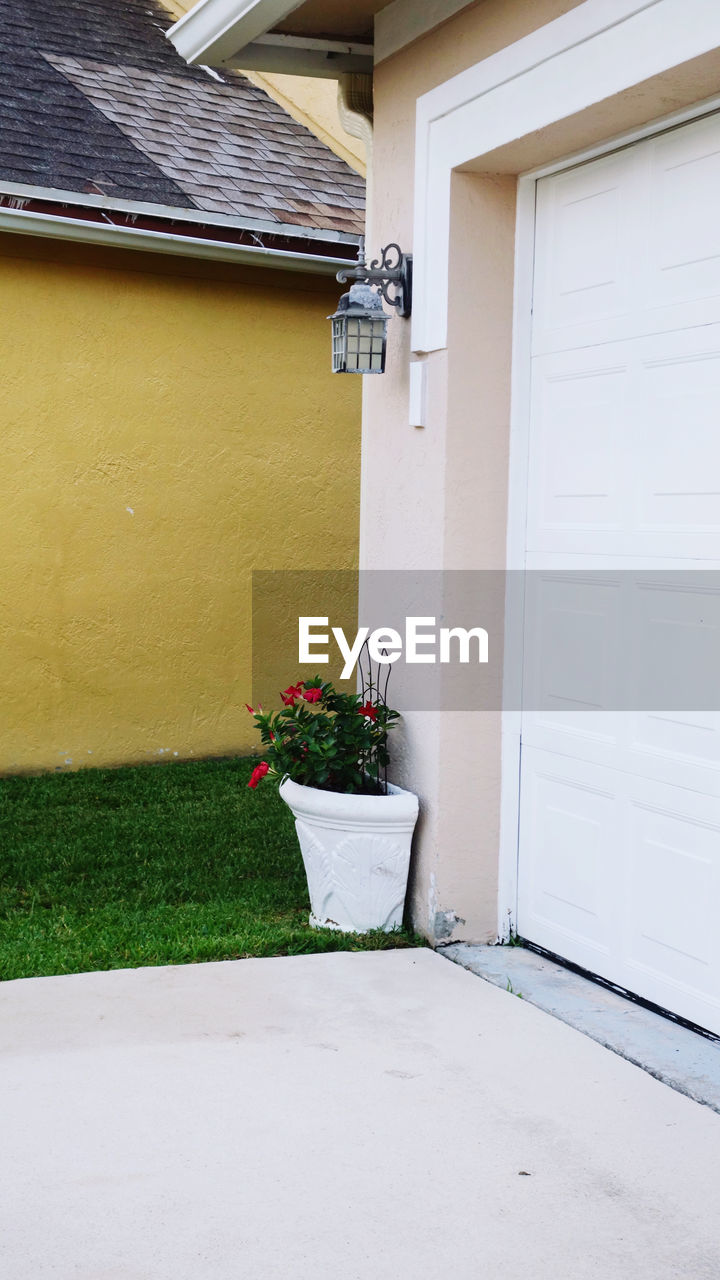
[498,99,720,947]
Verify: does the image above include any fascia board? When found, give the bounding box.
[375,0,477,65]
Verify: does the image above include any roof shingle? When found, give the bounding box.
[0,0,364,235]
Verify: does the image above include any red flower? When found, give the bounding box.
[281,682,304,707]
[303,687,322,704]
[248,761,270,789]
[245,703,255,715]
[358,701,378,722]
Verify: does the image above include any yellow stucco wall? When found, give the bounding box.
[240,73,366,175]
[0,234,360,773]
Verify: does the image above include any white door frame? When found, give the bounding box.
[409,0,720,940]
[411,0,720,357]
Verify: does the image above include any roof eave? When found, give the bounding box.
[0,179,361,248]
[0,187,358,274]
[167,0,374,75]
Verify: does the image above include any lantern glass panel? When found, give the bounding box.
[329,286,388,373]
[331,316,347,372]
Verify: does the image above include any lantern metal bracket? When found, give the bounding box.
[336,236,413,318]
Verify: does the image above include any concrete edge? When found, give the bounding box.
[439,942,720,1115]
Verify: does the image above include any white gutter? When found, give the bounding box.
[167,0,373,75]
[0,204,354,274]
[0,178,360,249]
[169,0,305,66]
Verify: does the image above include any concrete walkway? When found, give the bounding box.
[1,949,719,1279]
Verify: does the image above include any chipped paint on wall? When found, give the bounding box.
[433,910,466,941]
[428,871,467,943]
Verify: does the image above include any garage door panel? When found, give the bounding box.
[533,300,720,357]
[518,747,720,1030]
[638,336,720,535]
[518,751,617,954]
[522,569,720,723]
[527,359,630,540]
[518,112,720,1034]
[532,148,638,345]
[523,572,623,715]
[528,329,720,557]
[648,114,720,307]
[629,708,720,768]
[533,112,720,357]
[628,801,716,988]
[628,575,720,717]
[522,713,720,799]
[624,789,720,1032]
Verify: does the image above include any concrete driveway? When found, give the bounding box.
[1,948,718,1279]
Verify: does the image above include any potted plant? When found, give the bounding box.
[246,676,418,933]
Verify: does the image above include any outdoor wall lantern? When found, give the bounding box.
[329,236,412,374]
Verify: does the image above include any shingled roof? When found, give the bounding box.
[0,0,365,238]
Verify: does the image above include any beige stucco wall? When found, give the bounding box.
[364,0,588,944]
[365,0,720,943]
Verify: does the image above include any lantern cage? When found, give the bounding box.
[329,282,388,375]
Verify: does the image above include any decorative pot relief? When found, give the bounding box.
[279,778,419,933]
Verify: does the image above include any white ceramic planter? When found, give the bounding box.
[279,777,419,934]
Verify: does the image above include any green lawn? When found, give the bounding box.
[0,757,423,981]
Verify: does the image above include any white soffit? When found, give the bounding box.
[167,0,374,73]
[411,0,720,353]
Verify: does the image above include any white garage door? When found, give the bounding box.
[516,112,720,1035]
